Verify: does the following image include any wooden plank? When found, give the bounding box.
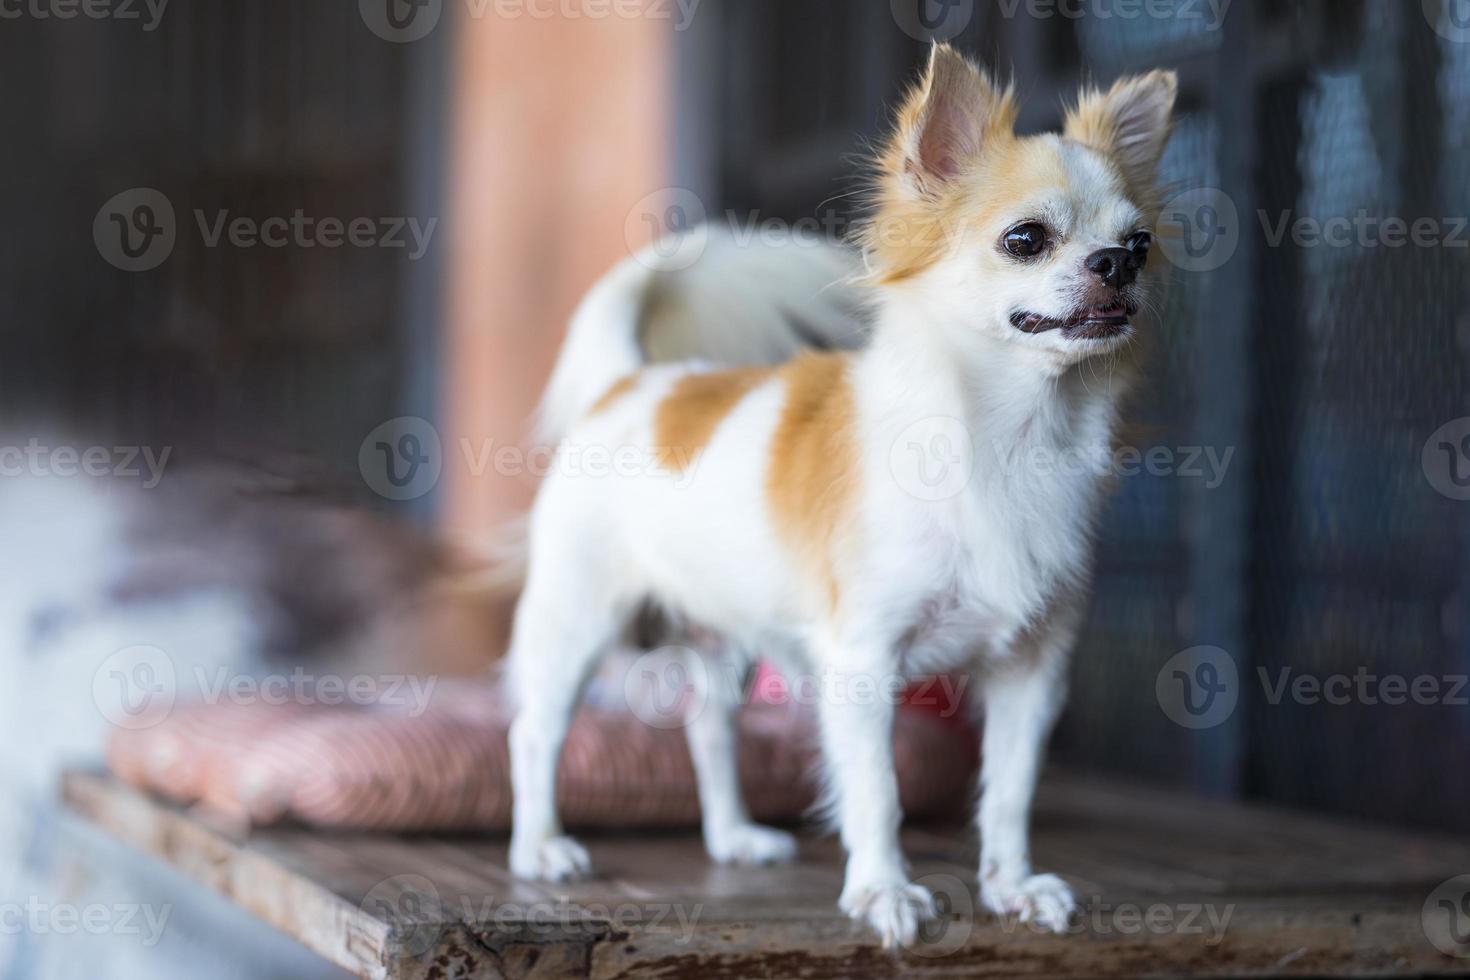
[63,771,1470,979]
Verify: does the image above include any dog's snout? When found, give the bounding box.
[1085,247,1140,289]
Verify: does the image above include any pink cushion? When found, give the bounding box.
[107,680,976,831]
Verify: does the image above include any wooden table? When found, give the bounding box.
[63,770,1470,979]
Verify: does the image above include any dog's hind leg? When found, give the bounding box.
[682,645,798,867]
[507,544,628,882]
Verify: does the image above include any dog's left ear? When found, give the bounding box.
[888,44,1016,197]
[1065,71,1178,191]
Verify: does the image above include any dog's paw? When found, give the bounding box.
[509,835,592,882]
[840,879,938,949]
[982,872,1076,934]
[705,822,798,867]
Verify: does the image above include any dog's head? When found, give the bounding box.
[863,45,1177,367]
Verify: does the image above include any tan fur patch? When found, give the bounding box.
[1063,70,1177,210]
[653,367,773,473]
[766,353,859,611]
[588,374,640,417]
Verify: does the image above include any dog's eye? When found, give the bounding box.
[1125,231,1153,256]
[1003,223,1049,258]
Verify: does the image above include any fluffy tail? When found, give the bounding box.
[535,227,866,444]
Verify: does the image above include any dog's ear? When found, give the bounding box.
[888,44,1016,196]
[1065,71,1178,192]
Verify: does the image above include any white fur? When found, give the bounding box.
[536,228,864,444]
[509,59,1171,949]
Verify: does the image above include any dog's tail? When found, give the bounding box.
[535,227,867,444]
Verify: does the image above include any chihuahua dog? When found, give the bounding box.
[507,45,1176,948]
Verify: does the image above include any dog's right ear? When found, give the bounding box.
[886,44,1016,197]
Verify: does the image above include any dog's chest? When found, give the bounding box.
[894,447,1104,665]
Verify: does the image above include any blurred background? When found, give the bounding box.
[1,0,1468,976]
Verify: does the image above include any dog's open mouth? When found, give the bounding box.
[1010,299,1137,339]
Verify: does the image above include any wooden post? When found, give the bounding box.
[440,3,671,537]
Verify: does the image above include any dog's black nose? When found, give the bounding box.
[1085,247,1141,289]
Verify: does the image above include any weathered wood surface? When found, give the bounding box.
[63,771,1470,979]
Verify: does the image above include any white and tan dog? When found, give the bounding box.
[507,45,1176,947]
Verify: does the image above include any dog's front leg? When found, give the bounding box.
[976,632,1076,933]
[816,638,936,948]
